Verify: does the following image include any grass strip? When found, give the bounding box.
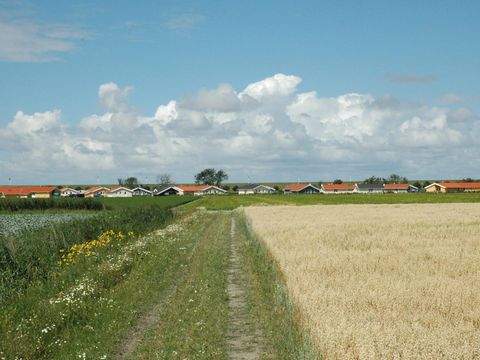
[183,192,480,210]
[133,211,231,359]
[235,211,319,359]
[0,211,209,359]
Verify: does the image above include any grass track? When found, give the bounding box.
[133,211,231,359]
[235,211,318,359]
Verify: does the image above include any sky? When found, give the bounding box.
[0,0,479,185]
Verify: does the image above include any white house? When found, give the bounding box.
[355,183,384,194]
[238,184,276,195]
[283,183,321,194]
[176,185,227,196]
[60,187,80,197]
[383,184,418,193]
[107,186,133,198]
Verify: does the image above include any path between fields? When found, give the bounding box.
[113,225,200,360]
[226,216,264,359]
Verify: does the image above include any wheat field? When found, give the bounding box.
[244,204,480,359]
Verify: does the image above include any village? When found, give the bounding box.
[1,181,480,199]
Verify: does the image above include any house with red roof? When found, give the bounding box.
[383,183,418,193]
[322,183,356,194]
[176,185,227,196]
[424,182,480,193]
[283,183,321,194]
[84,186,110,198]
[0,186,60,198]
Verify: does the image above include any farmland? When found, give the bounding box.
[2,195,480,358]
[0,213,97,236]
[244,204,480,359]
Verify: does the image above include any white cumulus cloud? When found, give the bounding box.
[1,73,479,184]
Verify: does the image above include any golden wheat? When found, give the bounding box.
[244,204,480,359]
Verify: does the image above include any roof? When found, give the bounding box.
[177,185,209,192]
[440,182,480,189]
[177,185,227,193]
[238,184,275,191]
[60,187,79,192]
[132,187,153,193]
[238,183,260,190]
[284,183,320,192]
[154,185,181,194]
[108,186,133,193]
[357,183,384,190]
[322,183,355,191]
[0,186,57,196]
[84,186,110,195]
[384,183,416,190]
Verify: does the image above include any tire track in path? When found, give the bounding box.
[227,216,263,360]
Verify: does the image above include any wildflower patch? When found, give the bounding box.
[60,230,135,265]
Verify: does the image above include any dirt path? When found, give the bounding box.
[226,216,263,360]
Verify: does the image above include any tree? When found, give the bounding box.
[412,181,422,189]
[232,185,239,192]
[364,176,385,184]
[195,168,229,186]
[157,174,172,185]
[387,174,409,184]
[118,177,138,188]
[333,179,343,184]
[195,168,216,185]
[214,170,229,186]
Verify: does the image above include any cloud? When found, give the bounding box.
[98,82,133,112]
[0,14,88,62]
[385,72,436,84]
[239,74,302,101]
[1,73,479,184]
[165,12,205,35]
[438,93,466,105]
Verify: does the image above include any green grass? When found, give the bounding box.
[182,192,480,210]
[133,212,230,359]
[235,211,318,359]
[0,211,205,359]
[100,195,197,209]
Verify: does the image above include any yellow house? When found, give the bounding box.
[0,186,59,198]
[425,182,480,193]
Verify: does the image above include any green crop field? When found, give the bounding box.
[181,192,480,210]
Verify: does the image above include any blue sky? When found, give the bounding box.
[0,0,479,184]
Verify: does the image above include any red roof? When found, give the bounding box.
[0,186,57,196]
[323,183,355,191]
[284,183,319,192]
[384,183,412,190]
[177,185,209,192]
[439,182,480,189]
[84,186,110,194]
